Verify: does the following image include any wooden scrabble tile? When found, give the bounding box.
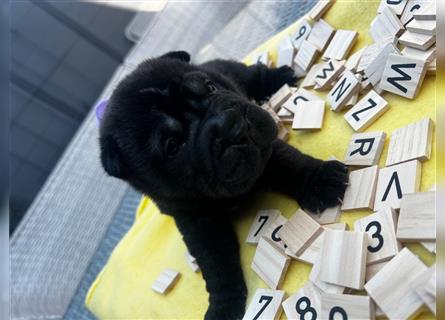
[411,265,436,315]
[321,293,375,320]
[363,40,400,87]
[327,70,360,112]
[400,0,426,26]
[344,131,386,166]
[282,87,323,113]
[308,0,335,21]
[345,88,359,108]
[386,117,434,166]
[185,251,200,272]
[319,230,368,289]
[407,18,436,35]
[276,37,296,68]
[151,269,180,294]
[365,260,388,282]
[291,18,312,49]
[300,63,324,88]
[291,101,325,130]
[293,64,308,78]
[323,30,358,61]
[252,237,291,289]
[354,206,401,264]
[370,6,404,43]
[282,282,322,319]
[341,165,379,211]
[374,159,421,210]
[294,40,319,71]
[307,19,335,52]
[287,222,347,264]
[246,209,281,244]
[310,250,346,294]
[344,90,389,132]
[357,37,395,72]
[263,214,288,252]
[277,106,293,117]
[378,0,408,15]
[380,53,427,99]
[398,29,435,50]
[420,241,436,253]
[364,247,427,320]
[397,191,435,241]
[243,288,285,320]
[427,57,436,75]
[269,84,293,111]
[402,45,436,62]
[308,205,341,225]
[251,51,272,67]
[345,46,366,72]
[314,59,345,90]
[413,1,436,20]
[279,209,323,256]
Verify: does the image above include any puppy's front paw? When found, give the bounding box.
[270,66,297,91]
[299,160,349,213]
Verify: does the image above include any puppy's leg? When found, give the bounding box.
[261,139,349,213]
[201,59,296,102]
[174,214,247,320]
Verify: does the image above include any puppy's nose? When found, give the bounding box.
[215,107,247,143]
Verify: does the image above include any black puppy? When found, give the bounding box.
[99,51,348,319]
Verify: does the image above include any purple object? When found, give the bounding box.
[95,99,108,126]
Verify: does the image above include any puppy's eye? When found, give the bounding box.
[205,80,217,93]
[164,138,182,157]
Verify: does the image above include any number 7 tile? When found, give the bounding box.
[243,288,285,320]
[246,210,280,244]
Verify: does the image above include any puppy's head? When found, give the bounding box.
[99,51,277,201]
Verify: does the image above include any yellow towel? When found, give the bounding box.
[86,2,436,319]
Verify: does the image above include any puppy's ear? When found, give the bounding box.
[159,51,191,63]
[99,134,126,179]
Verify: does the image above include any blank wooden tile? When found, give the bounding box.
[397,191,435,241]
[374,159,421,210]
[287,222,347,264]
[364,247,427,320]
[370,6,404,43]
[308,205,341,225]
[345,46,366,72]
[413,1,436,20]
[308,0,334,21]
[268,84,293,111]
[341,165,379,211]
[402,45,436,62]
[252,237,291,289]
[344,131,386,166]
[294,40,319,71]
[411,265,436,315]
[279,209,323,256]
[292,101,325,130]
[407,18,436,35]
[357,37,395,73]
[314,59,345,90]
[323,30,358,61]
[321,293,375,320]
[185,251,200,272]
[282,87,322,113]
[276,37,296,68]
[291,18,312,49]
[246,209,280,244]
[310,249,346,294]
[319,230,368,289]
[263,214,288,252]
[386,117,434,166]
[300,63,324,88]
[420,241,436,254]
[398,29,435,50]
[344,90,389,132]
[243,288,285,320]
[354,206,401,264]
[363,40,400,87]
[365,260,388,283]
[282,282,322,319]
[307,19,335,52]
[378,0,408,15]
[327,70,360,112]
[151,269,180,294]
